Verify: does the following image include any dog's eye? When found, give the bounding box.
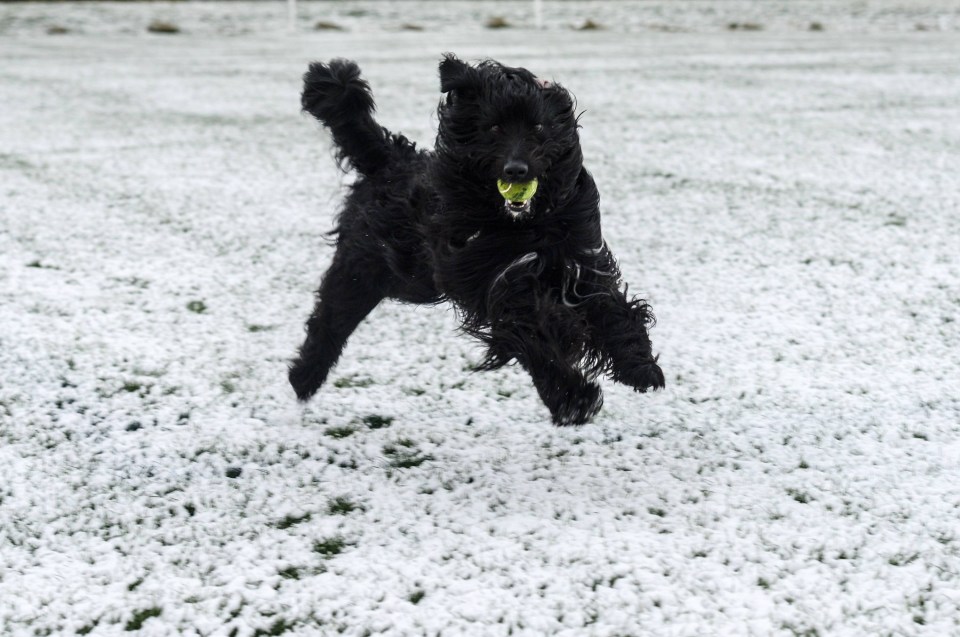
[489,124,502,134]
[533,123,543,132]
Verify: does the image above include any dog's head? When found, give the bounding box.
[435,54,583,220]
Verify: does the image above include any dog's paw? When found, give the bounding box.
[288,359,324,402]
[618,360,666,393]
[551,382,603,426]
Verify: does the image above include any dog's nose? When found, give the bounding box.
[502,160,529,182]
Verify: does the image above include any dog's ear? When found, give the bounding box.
[439,54,480,99]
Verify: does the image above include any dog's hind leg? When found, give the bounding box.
[289,252,386,401]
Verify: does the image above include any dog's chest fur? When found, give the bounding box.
[412,169,601,323]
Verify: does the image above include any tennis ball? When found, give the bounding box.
[497,178,538,203]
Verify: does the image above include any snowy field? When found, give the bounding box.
[2,1,960,635]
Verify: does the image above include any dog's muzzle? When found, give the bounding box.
[497,178,538,220]
[504,199,533,219]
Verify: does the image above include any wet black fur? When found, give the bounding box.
[289,55,664,425]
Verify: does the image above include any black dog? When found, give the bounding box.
[289,55,664,425]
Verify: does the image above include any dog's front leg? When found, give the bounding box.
[488,329,603,426]
[534,365,603,427]
[289,252,386,401]
[585,290,665,393]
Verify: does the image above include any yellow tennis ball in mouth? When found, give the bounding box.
[497,178,538,203]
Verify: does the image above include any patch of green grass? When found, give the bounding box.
[362,414,393,429]
[647,507,667,518]
[324,426,357,439]
[186,300,207,314]
[383,443,432,469]
[786,488,813,504]
[728,21,763,31]
[253,619,294,636]
[884,215,907,227]
[333,375,374,389]
[278,567,300,580]
[393,454,432,469]
[327,496,362,515]
[888,552,920,567]
[120,277,151,289]
[408,590,426,604]
[132,367,164,378]
[313,536,350,557]
[276,512,311,529]
[125,607,162,631]
[247,324,275,333]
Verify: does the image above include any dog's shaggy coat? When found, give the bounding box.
[289,55,664,425]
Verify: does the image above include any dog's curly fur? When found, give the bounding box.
[289,55,664,425]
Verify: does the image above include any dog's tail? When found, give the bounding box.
[301,59,390,176]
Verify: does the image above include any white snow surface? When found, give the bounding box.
[2,2,960,636]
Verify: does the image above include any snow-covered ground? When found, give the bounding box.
[2,0,959,36]
[2,2,960,635]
